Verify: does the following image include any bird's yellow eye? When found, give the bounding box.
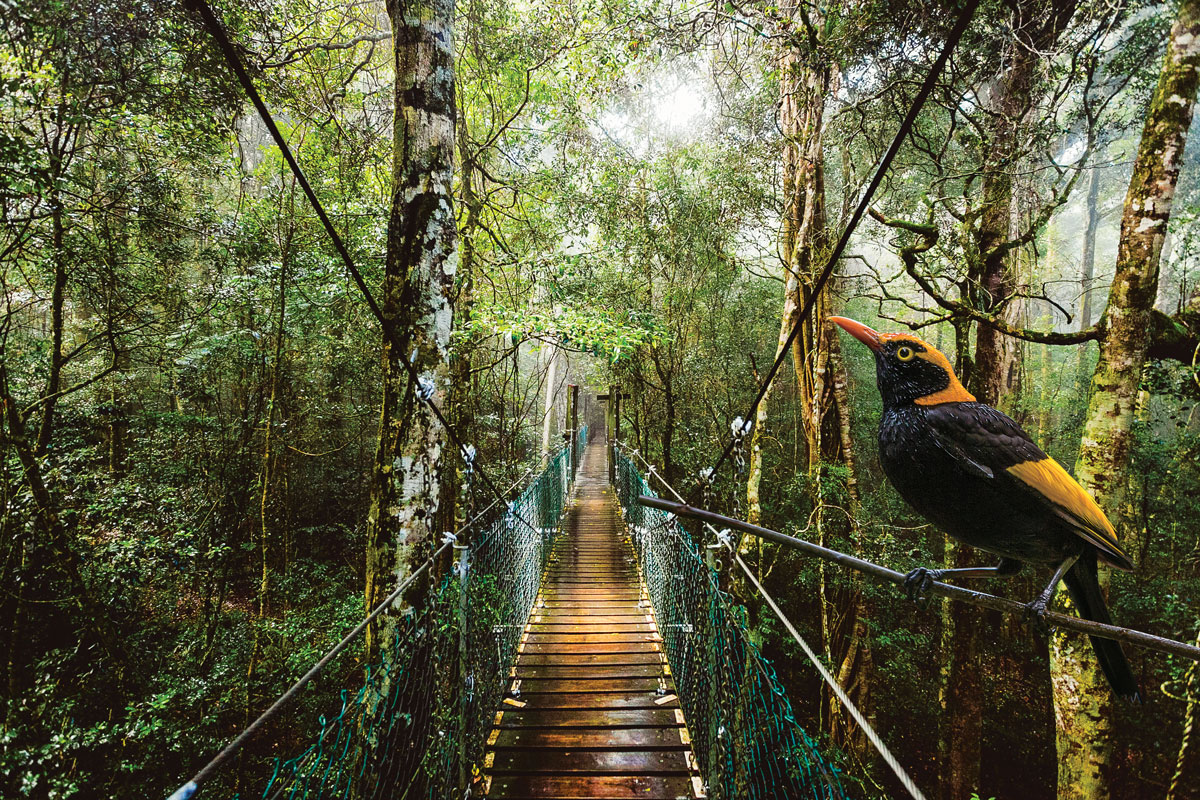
[896,346,916,361]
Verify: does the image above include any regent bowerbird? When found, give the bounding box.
[831,315,1142,704]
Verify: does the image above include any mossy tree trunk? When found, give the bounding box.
[969,0,1077,408]
[943,5,1075,796]
[365,0,458,655]
[765,10,870,759]
[1055,3,1200,797]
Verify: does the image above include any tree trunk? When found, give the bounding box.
[1080,164,1101,331]
[365,0,458,655]
[971,0,1077,407]
[438,128,479,550]
[541,347,558,458]
[746,337,783,527]
[36,200,67,457]
[938,540,984,800]
[777,19,870,757]
[1167,625,1200,800]
[1055,4,1200,797]
[945,6,1076,794]
[246,218,292,722]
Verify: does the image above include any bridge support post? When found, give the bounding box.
[566,383,579,482]
[606,384,617,484]
[454,543,470,794]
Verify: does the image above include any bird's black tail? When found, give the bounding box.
[1063,555,1142,704]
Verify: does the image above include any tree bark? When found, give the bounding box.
[776,16,870,757]
[1080,165,1101,331]
[365,0,458,655]
[36,200,67,457]
[942,6,1076,794]
[1055,4,1200,797]
[437,127,479,551]
[970,0,1077,407]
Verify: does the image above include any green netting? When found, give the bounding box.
[235,430,583,800]
[613,448,849,800]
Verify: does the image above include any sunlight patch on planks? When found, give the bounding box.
[482,446,704,799]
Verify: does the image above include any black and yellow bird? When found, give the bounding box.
[830,316,1141,703]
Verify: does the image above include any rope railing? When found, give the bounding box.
[636,495,1200,664]
[617,444,926,798]
[611,446,848,800]
[169,432,583,800]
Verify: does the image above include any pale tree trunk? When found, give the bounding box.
[1080,165,1101,330]
[365,0,457,655]
[943,6,1075,796]
[437,127,479,549]
[541,347,558,458]
[1077,165,1102,387]
[971,0,1076,407]
[775,19,870,758]
[1055,4,1200,797]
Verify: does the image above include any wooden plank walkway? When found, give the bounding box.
[483,444,702,799]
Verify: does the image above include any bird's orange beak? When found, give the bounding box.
[829,316,882,352]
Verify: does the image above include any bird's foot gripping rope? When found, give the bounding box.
[1022,599,1056,634]
[903,567,943,606]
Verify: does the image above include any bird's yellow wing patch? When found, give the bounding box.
[1006,457,1133,570]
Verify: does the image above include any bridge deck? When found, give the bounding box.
[483,445,701,799]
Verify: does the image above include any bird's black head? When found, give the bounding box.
[829,317,975,409]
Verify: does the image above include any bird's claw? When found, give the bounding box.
[903,567,943,606]
[1022,598,1054,633]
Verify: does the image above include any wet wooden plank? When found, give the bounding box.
[528,616,649,626]
[517,653,661,666]
[491,727,687,749]
[514,665,662,681]
[488,749,690,774]
[528,624,656,634]
[499,709,680,727]
[487,775,694,799]
[519,643,660,655]
[515,677,663,693]
[484,446,697,799]
[523,633,660,645]
[513,691,673,710]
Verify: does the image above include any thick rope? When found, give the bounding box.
[700,0,981,494]
[617,444,925,798]
[728,549,926,800]
[184,0,514,510]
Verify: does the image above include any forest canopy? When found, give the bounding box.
[2,0,1200,798]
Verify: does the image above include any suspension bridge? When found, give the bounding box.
[170,430,850,800]
[165,2,1200,797]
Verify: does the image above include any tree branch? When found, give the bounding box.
[868,207,1103,345]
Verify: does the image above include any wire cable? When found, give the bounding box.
[167,539,454,800]
[617,444,927,797]
[184,0,510,508]
[699,0,980,494]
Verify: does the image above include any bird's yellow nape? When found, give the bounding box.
[877,333,976,405]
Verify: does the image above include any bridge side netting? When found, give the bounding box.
[613,450,849,800]
[230,430,581,800]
